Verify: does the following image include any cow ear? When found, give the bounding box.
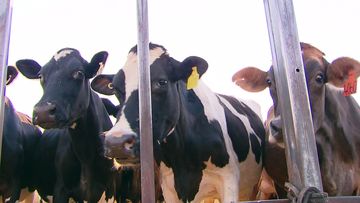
[16,59,41,79]
[6,66,18,85]
[232,67,268,92]
[91,74,115,95]
[86,51,109,78]
[327,57,360,87]
[173,56,208,81]
[101,98,120,118]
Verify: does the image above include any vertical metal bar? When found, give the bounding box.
[263,0,323,192]
[136,0,155,202]
[0,0,13,164]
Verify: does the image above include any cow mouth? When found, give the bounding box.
[104,145,138,162]
[115,157,140,165]
[36,120,71,130]
[37,121,58,129]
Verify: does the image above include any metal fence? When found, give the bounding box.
[0,0,359,202]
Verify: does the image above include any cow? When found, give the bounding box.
[16,48,118,202]
[232,42,360,197]
[90,43,266,202]
[0,66,42,203]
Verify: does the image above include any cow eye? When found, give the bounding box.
[156,79,168,87]
[73,71,84,80]
[315,74,325,84]
[39,74,45,85]
[266,78,272,86]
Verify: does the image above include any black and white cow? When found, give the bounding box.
[232,42,360,197]
[16,48,117,202]
[0,66,42,202]
[91,43,266,202]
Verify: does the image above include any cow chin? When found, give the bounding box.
[37,117,74,129]
[37,121,58,129]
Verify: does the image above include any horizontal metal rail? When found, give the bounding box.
[240,196,360,203]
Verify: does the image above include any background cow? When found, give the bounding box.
[0,66,42,203]
[232,42,360,197]
[91,43,265,202]
[16,49,117,202]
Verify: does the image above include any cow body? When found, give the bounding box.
[232,42,360,197]
[0,66,42,202]
[92,43,265,202]
[16,49,117,202]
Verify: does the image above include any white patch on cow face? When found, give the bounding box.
[105,47,166,139]
[53,49,73,61]
[326,83,344,93]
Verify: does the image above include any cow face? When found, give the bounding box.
[91,43,208,163]
[232,42,360,137]
[16,48,108,129]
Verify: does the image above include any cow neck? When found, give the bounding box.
[159,81,227,167]
[68,91,112,164]
[319,85,360,163]
[3,99,21,146]
[158,81,232,202]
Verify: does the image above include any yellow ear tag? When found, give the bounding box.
[187,66,199,90]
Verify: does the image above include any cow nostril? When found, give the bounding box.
[124,134,136,150]
[124,138,135,150]
[124,143,133,150]
[49,106,56,115]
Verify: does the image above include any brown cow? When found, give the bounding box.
[232,42,360,197]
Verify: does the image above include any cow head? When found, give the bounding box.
[16,48,108,129]
[232,42,360,138]
[91,43,208,163]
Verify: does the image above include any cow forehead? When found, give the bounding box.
[122,47,166,97]
[53,49,74,61]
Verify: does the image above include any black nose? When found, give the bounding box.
[33,102,56,126]
[104,133,137,160]
[270,116,283,141]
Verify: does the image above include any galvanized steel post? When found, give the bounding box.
[136,0,156,202]
[263,0,323,195]
[0,0,13,164]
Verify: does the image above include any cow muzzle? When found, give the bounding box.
[33,102,57,129]
[104,133,138,163]
[269,116,283,142]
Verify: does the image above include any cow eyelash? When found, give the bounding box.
[266,78,272,86]
[156,79,168,87]
[315,73,325,84]
[39,74,45,85]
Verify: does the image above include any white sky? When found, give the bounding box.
[5,0,360,120]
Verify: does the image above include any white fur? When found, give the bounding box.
[53,49,73,61]
[237,98,263,120]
